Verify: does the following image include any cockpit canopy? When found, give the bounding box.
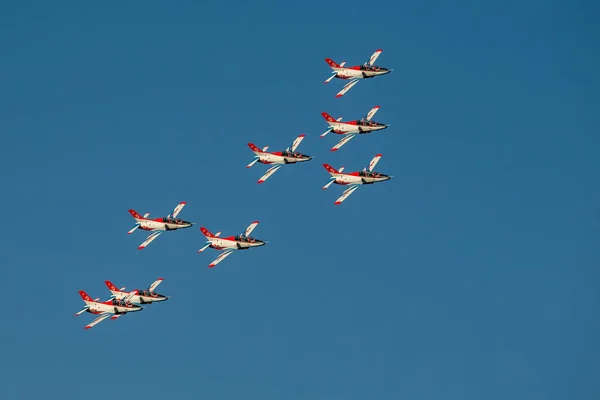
[162,217,190,225]
[355,119,384,127]
[281,150,309,158]
[234,235,262,243]
[138,289,162,298]
[112,298,135,307]
[360,65,387,72]
[359,170,388,178]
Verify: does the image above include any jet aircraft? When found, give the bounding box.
[324,49,391,97]
[247,134,313,183]
[127,202,193,249]
[75,289,142,330]
[105,278,169,304]
[322,154,392,205]
[198,221,267,268]
[320,106,388,151]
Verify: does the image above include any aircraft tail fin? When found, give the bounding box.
[104,281,120,292]
[78,290,94,303]
[128,209,143,220]
[247,143,262,153]
[200,227,215,238]
[323,164,339,174]
[325,58,340,69]
[321,112,336,123]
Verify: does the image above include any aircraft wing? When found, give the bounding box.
[334,184,360,205]
[289,134,305,152]
[367,49,383,66]
[148,278,164,292]
[171,202,186,219]
[331,133,357,152]
[368,154,382,172]
[84,313,112,330]
[244,221,259,237]
[123,290,139,304]
[138,231,162,250]
[257,165,281,184]
[335,79,359,98]
[208,249,235,268]
[365,106,380,121]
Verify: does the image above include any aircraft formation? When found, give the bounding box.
[76,49,393,329]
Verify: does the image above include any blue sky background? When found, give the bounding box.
[0,1,598,399]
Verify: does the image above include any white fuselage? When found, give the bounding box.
[328,122,387,134]
[208,236,265,250]
[110,291,168,303]
[85,301,142,314]
[335,67,390,79]
[331,173,391,185]
[138,219,192,231]
[258,152,311,165]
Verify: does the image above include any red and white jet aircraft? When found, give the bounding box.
[198,221,267,268]
[322,154,392,205]
[247,134,313,183]
[320,106,389,151]
[75,289,142,330]
[127,202,193,249]
[105,278,170,304]
[324,49,391,97]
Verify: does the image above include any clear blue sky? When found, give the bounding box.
[1,1,598,399]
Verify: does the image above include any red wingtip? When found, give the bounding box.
[257,180,265,184]
[330,148,338,152]
[252,220,259,224]
[375,153,382,157]
[137,246,144,250]
[180,201,186,205]
[208,264,215,268]
[298,134,305,138]
[334,201,342,205]
[335,94,343,98]
[84,326,91,330]
[375,48,383,52]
